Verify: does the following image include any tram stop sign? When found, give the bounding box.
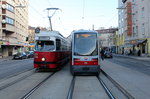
[35,27,40,33]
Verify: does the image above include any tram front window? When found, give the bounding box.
[74,33,98,56]
[35,41,55,51]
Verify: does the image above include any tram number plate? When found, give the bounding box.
[82,67,89,71]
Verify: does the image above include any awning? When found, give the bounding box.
[137,39,147,45]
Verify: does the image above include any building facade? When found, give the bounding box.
[118,0,150,56]
[28,26,35,50]
[0,0,28,58]
[96,28,118,53]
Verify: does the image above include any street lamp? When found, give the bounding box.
[15,4,26,8]
[116,7,126,10]
[46,8,61,31]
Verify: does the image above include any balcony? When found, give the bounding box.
[2,24,15,33]
[2,36,18,45]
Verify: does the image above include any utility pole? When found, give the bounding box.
[46,8,60,31]
[92,24,94,30]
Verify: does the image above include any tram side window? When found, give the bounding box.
[56,39,61,51]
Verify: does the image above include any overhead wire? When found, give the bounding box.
[47,0,53,7]
[104,12,118,28]
[82,0,85,29]
[28,1,50,27]
[46,0,66,36]
[28,3,45,18]
[82,0,85,20]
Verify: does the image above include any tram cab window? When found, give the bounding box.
[74,33,98,56]
[56,39,61,51]
[35,41,55,51]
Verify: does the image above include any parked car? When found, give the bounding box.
[13,52,27,59]
[104,51,113,58]
[25,51,34,58]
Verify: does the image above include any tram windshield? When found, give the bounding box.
[74,33,98,56]
[35,41,55,51]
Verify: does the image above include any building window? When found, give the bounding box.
[6,17,14,25]
[6,4,14,12]
[141,7,144,18]
[132,14,135,24]
[142,23,145,35]
[136,26,138,35]
[135,11,138,21]
[133,27,135,33]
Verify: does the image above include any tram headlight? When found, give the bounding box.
[41,58,46,61]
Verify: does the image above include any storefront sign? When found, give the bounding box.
[127,2,132,36]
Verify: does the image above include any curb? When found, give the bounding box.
[113,54,150,61]
[0,57,13,62]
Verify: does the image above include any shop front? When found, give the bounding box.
[124,39,148,56]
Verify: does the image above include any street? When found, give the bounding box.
[0,56,150,99]
[0,58,33,80]
[1,0,150,98]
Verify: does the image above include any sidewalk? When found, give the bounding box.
[0,56,13,62]
[113,54,150,61]
[101,60,150,98]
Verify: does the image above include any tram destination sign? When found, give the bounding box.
[39,36,50,40]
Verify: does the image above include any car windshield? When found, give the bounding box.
[35,41,55,51]
[74,33,98,56]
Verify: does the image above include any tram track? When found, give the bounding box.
[67,70,135,99]
[101,69,135,99]
[0,68,34,81]
[0,69,57,99]
[97,76,115,99]
[0,69,34,91]
[67,76,76,99]
[67,76,112,99]
[21,72,56,99]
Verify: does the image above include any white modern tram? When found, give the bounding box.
[70,30,100,75]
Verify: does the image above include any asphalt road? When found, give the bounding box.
[0,58,34,80]
[106,56,150,76]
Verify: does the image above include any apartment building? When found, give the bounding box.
[28,26,35,50]
[118,0,150,56]
[0,0,28,58]
[96,28,118,53]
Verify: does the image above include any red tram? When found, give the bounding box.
[34,30,70,71]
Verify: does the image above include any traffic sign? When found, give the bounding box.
[35,27,40,33]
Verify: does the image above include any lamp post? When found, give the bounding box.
[46,8,60,31]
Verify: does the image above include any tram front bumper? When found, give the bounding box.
[71,65,100,73]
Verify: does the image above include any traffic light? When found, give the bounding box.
[26,37,28,41]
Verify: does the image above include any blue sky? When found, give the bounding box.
[29,0,118,37]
